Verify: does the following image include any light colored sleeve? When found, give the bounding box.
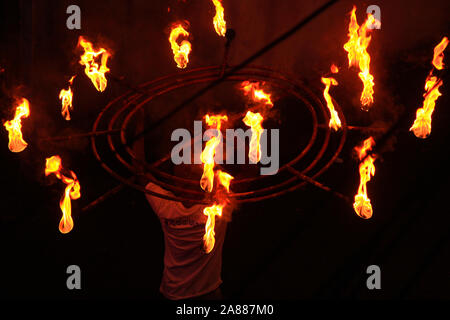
[145,182,206,220]
[145,182,174,218]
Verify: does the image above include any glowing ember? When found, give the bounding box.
[331,64,339,73]
[169,24,192,69]
[200,114,228,192]
[343,6,376,109]
[78,36,110,92]
[353,137,376,219]
[243,111,264,163]
[203,203,224,254]
[241,81,273,107]
[211,0,226,37]
[321,77,342,131]
[3,98,30,153]
[45,155,81,234]
[410,75,443,139]
[432,36,449,70]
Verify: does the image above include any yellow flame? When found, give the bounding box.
[203,204,224,253]
[321,77,341,131]
[3,98,30,153]
[343,6,376,108]
[45,156,81,234]
[78,36,110,92]
[211,0,227,37]
[353,137,376,219]
[243,111,264,163]
[216,170,234,193]
[200,115,228,192]
[432,36,449,70]
[59,86,73,121]
[169,24,192,69]
[410,75,443,139]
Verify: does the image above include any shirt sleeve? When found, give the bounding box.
[145,182,174,217]
[145,182,206,220]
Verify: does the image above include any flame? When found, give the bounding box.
[59,87,73,121]
[203,204,224,254]
[59,76,76,120]
[45,155,81,234]
[216,170,234,193]
[410,75,443,139]
[45,155,63,177]
[59,171,80,234]
[331,64,339,73]
[241,81,273,107]
[3,98,30,153]
[211,0,226,37]
[432,36,449,70]
[321,77,342,131]
[243,111,264,163]
[200,114,228,192]
[169,24,192,69]
[343,6,376,108]
[353,137,376,219]
[78,36,110,92]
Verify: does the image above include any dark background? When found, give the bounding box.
[1,0,449,300]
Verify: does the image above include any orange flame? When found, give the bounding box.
[243,111,264,163]
[45,155,63,177]
[211,0,226,37]
[78,36,110,92]
[59,76,76,120]
[169,24,192,69]
[331,64,339,73]
[200,114,228,192]
[432,36,449,70]
[203,203,224,253]
[59,87,73,121]
[3,98,30,153]
[321,77,342,131]
[241,81,273,107]
[45,155,81,234]
[353,137,376,219]
[343,6,376,108]
[410,75,443,139]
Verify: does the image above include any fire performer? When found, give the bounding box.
[144,164,233,300]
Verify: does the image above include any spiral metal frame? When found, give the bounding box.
[91,65,347,204]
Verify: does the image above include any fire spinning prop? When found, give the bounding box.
[78,36,111,92]
[169,24,192,69]
[45,155,81,234]
[353,137,376,219]
[343,6,377,109]
[3,98,30,153]
[321,75,341,131]
[8,2,446,241]
[59,75,76,121]
[211,0,227,37]
[410,37,448,138]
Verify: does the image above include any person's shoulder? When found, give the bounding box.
[145,182,170,195]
